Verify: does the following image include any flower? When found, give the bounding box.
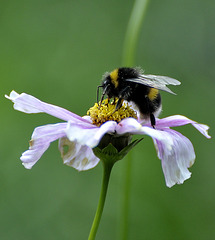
[6,90,211,187]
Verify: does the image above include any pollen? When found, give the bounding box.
[87,98,137,127]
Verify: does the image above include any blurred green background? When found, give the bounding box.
[1,0,214,239]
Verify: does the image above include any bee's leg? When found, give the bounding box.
[110,86,131,114]
[106,97,111,105]
[114,85,131,110]
[112,97,117,104]
[115,98,123,111]
[97,85,102,103]
[107,98,123,116]
[150,113,156,128]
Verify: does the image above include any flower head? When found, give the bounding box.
[87,98,137,127]
[6,90,211,187]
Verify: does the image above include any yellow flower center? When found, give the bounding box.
[87,98,137,127]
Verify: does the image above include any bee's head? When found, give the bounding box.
[97,70,119,105]
[102,76,115,96]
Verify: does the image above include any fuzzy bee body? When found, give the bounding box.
[99,67,180,127]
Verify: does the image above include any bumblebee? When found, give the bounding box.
[98,67,181,127]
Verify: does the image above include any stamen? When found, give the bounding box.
[87,98,137,127]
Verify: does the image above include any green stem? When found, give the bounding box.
[122,0,150,66]
[119,153,133,239]
[88,162,113,240]
[120,0,150,239]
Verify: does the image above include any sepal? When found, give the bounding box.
[93,138,143,165]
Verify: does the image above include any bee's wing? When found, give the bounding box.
[125,74,181,94]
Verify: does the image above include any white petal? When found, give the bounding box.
[66,120,117,148]
[58,137,100,171]
[154,129,195,188]
[21,123,67,169]
[5,90,88,123]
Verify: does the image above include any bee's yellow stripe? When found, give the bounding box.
[148,88,159,100]
[110,69,119,88]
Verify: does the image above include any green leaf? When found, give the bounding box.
[118,138,143,160]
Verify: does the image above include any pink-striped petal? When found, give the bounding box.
[21,123,67,169]
[116,118,174,149]
[153,129,195,187]
[156,115,211,138]
[5,90,89,123]
[66,120,118,148]
[59,137,100,171]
